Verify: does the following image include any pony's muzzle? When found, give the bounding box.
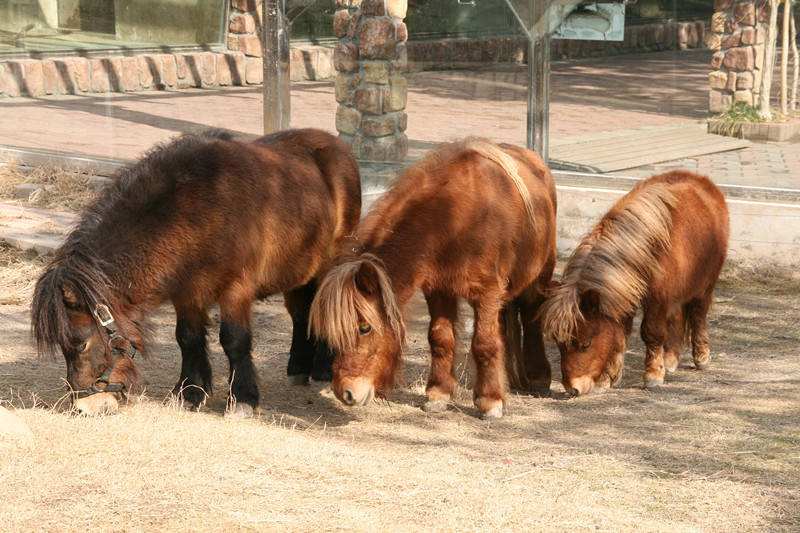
[564,375,595,397]
[337,377,374,407]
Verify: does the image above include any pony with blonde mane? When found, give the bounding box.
[540,171,729,396]
[310,139,557,418]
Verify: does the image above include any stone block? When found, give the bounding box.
[216,54,232,86]
[361,0,385,16]
[711,11,727,33]
[222,53,246,86]
[737,71,754,90]
[363,61,390,84]
[229,13,256,34]
[246,57,263,84]
[227,34,240,51]
[0,63,21,97]
[359,17,397,59]
[354,133,407,162]
[386,0,407,19]
[723,46,754,71]
[725,71,738,91]
[239,34,263,57]
[709,70,728,90]
[137,56,155,89]
[90,58,123,93]
[160,55,178,88]
[231,0,260,12]
[354,85,388,114]
[721,31,741,49]
[198,52,217,87]
[42,60,63,95]
[741,27,756,45]
[121,57,140,92]
[333,9,351,38]
[711,51,725,69]
[361,113,397,137]
[176,55,201,88]
[386,74,407,111]
[396,21,408,43]
[334,41,359,72]
[336,105,361,135]
[335,72,360,103]
[734,89,753,105]
[313,48,335,80]
[734,2,756,26]
[706,33,722,51]
[709,89,732,113]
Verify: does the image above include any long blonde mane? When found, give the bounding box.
[464,138,536,228]
[541,183,677,343]
[309,254,405,353]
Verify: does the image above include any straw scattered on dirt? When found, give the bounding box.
[0,160,98,211]
[0,251,798,531]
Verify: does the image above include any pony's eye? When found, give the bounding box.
[77,342,88,353]
[579,340,592,351]
[358,323,372,335]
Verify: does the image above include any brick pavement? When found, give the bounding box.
[0,49,796,188]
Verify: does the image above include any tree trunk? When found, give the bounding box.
[791,7,799,112]
[760,0,781,119]
[781,0,791,115]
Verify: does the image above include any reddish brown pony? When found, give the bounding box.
[309,139,557,418]
[541,171,729,396]
[31,129,361,415]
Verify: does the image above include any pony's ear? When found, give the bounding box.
[61,284,80,308]
[354,261,380,297]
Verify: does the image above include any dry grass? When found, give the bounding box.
[0,242,46,305]
[0,160,98,211]
[1,251,798,531]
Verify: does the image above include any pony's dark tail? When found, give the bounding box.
[502,301,529,392]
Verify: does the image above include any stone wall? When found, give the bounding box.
[334,0,409,162]
[707,0,769,113]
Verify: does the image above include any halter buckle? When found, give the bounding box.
[93,304,115,327]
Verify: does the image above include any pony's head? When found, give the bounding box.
[31,255,141,412]
[541,283,630,396]
[309,254,404,406]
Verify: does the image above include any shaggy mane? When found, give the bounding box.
[541,183,677,343]
[308,254,405,353]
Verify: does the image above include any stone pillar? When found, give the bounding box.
[708,0,769,113]
[228,0,266,85]
[334,0,408,162]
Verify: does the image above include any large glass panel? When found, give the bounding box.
[0,0,227,55]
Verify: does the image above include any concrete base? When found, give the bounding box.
[708,119,800,142]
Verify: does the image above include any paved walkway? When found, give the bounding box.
[0,49,797,189]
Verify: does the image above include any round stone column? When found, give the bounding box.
[334,0,408,162]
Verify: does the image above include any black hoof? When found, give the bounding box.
[173,382,209,408]
[529,386,552,398]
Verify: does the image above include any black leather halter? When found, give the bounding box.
[72,304,139,399]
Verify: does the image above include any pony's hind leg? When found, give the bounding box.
[173,305,213,409]
[470,296,506,419]
[663,307,687,374]
[641,301,668,389]
[218,289,259,417]
[284,281,333,384]
[423,291,459,413]
[687,294,713,370]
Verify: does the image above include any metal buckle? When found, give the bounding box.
[93,304,115,327]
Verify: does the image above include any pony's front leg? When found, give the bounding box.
[470,297,506,419]
[423,291,459,413]
[519,297,552,397]
[284,282,334,385]
[641,302,668,389]
[663,308,687,373]
[687,293,713,370]
[219,290,259,418]
[173,305,213,409]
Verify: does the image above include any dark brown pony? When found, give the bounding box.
[309,139,557,419]
[31,128,361,415]
[540,171,729,396]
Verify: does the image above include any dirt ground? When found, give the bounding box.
[0,244,798,532]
